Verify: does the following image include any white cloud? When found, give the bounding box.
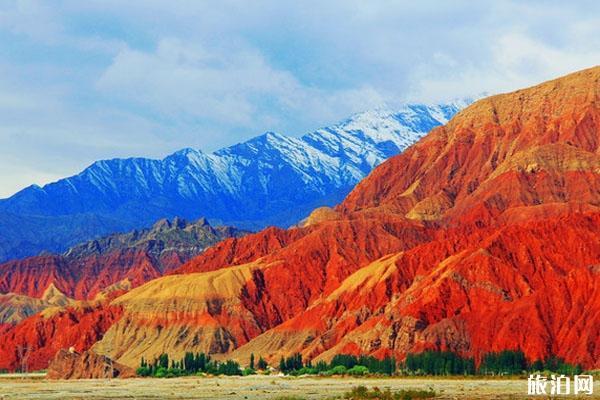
[409,31,600,101]
[0,66,175,198]
[0,0,63,42]
[97,39,294,126]
[96,38,388,132]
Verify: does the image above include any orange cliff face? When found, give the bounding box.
[2,66,600,371]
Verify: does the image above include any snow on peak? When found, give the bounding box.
[2,98,474,234]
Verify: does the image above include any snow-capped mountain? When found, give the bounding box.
[0,100,471,261]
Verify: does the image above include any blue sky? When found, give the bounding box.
[1,1,599,197]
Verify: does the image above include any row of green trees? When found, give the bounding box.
[403,350,583,376]
[136,350,583,378]
[278,353,397,376]
[528,355,582,375]
[136,352,249,377]
[404,351,476,375]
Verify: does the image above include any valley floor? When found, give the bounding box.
[1,374,599,399]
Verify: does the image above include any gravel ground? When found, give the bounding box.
[0,374,599,399]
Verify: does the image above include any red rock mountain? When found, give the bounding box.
[1,66,599,372]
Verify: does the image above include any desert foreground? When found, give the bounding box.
[1,374,599,400]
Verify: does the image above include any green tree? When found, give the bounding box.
[480,350,527,375]
[257,356,268,370]
[315,360,328,372]
[158,353,169,369]
[217,360,242,376]
[280,353,303,373]
[404,351,473,375]
[279,357,286,372]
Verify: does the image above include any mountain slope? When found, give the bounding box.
[0,102,469,261]
[86,66,599,369]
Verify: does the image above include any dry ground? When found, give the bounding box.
[0,374,599,399]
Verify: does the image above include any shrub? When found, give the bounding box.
[344,385,436,400]
[154,367,168,378]
[348,365,369,376]
[293,367,318,375]
[136,366,151,377]
[330,365,348,375]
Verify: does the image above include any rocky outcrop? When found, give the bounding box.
[47,349,135,379]
[298,206,340,227]
[0,218,248,306]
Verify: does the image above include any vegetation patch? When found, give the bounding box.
[344,385,437,400]
[280,353,397,376]
[135,350,584,378]
[403,350,582,376]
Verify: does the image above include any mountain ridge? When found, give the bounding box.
[0,101,470,261]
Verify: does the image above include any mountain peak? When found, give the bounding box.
[152,217,170,229]
[262,131,284,139]
[450,65,600,132]
[172,147,199,157]
[251,131,292,146]
[342,65,600,221]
